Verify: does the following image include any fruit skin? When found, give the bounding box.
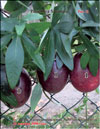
[37,60,69,93]
[1,65,32,108]
[70,53,100,92]
[11,69,32,108]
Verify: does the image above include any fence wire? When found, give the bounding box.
[0,84,100,129]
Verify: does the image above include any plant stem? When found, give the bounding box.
[50,1,55,21]
[85,93,88,128]
[17,1,31,11]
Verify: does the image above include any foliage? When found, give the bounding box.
[0,0,99,114]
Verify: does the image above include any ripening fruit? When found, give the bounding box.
[70,53,100,92]
[37,60,69,93]
[1,65,32,108]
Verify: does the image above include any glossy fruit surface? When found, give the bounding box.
[37,60,69,93]
[1,65,31,108]
[70,54,100,92]
[11,69,32,108]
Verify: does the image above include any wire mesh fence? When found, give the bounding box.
[0,83,100,129]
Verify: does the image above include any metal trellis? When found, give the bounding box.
[0,83,100,129]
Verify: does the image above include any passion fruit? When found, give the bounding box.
[1,65,32,108]
[70,53,100,92]
[37,60,69,93]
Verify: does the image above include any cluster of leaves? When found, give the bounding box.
[72,1,100,77]
[0,0,99,111]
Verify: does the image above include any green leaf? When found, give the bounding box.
[23,46,32,65]
[33,54,45,73]
[56,21,73,34]
[52,3,65,26]
[1,34,12,50]
[22,34,45,73]
[22,13,43,22]
[83,97,88,105]
[75,44,86,52]
[74,107,80,113]
[31,83,42,112]
[39,29,50,52]
[43,30,55,80]
[60,13,73,23]
[4,1,29,17]
[0,52,5,64]
[81,21,100,27]
[16,108,31,125]
[1,14,5,20]
[82,28,99,42]
[2,116,13,126]
[28,30,40,43]
[5,36,24,89]
[69,28,78,42]
[56,55,63,69]
[82,2,94,21]
[7,111,16,116]
[89,3,99,22]
[80,33,99,59]
[26,22,51,34]
[80,51,90,69]
[82,29,92,38]
[74,105,84,113]
[95,1,99,12]
[1,92,18,107]
[95,87,100,94]
[1,65,11,95]
[60,33,72,58]
[1,18,18,32]
[74,3,87,21]
[4,1,21,12]
[32,1,45,15]
[15,23,25,36]
[55,30,73,71]
[88,1,95,5]
[11,8,26,17]
[89,56,99,76]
